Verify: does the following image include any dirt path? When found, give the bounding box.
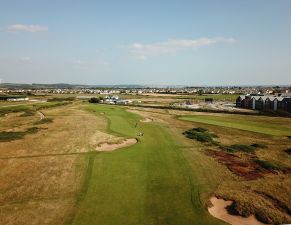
[208,197,266,225]
[37,111,45,120]
[95,138,137,152]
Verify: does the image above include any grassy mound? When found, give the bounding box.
[0,107,35,117]
[34,118,53,125]
[0,102,70,117]
[253,159,279,171]
[221,144,256,153]
[183,127,217,143]
[285,148,291,155]
[250,143,267,148]
[0,127,39,142]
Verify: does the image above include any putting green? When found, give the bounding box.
[179,115,291,136]
[71,104,225,225]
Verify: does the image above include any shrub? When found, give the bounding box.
[89,97,101,103]
[191,127,208,132]
[285,148,291,155]
[0,127,39,142]
[20,110,35,117]
[0,107,33,117]
[0,131,25,142]
[183,127,217,143]
[251,143,267,148]
[47,97,75,102]
[220,144,256,153]
[253,159,279,170]
[25,127,39,134]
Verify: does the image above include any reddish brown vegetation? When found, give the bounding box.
[205,150,272,180]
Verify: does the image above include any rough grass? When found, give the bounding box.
[179,114,291,136]
[0,106,35,117]
[0,101,70,117]
[0,104,104,225]
[252,159,280,171]
[220,144,256,153]
[34,117,53,125]
[251,143,268,148]
[0,127,39,142]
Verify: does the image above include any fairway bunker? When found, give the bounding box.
[208,197,265,225]
[95,138,137,152]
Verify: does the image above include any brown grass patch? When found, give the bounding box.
[0,103,116,224]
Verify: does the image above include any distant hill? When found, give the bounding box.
[0,83,147,89]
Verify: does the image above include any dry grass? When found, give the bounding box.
[0,199,75,225]
[0,155,85,204]
[0,103,117,225]
[0,104,118,158]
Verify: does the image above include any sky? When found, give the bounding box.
[0,0,290,86]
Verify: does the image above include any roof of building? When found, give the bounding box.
[266,96,277,101]
[251,96,261,100]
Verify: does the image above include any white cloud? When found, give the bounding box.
[7,24,48,33]
[137,55,147,60]
[19,57,32,63]
[129,37,236,59]
[74,60,88,66]
[73,59,110,68]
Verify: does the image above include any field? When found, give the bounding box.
[0,99,290,224]
[179,114,291,136]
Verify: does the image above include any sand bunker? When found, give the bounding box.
[96,138,137,152]
[140,118,153,122]
[208,197,266,225]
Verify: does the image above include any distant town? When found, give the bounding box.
[0,83,290,96]
[1,83,291,114]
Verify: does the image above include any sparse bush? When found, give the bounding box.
[34,102,70,110]
[183,127,217,143]
[191,127,208,133]
[251,143,267,148]
[26,127,39,134]
[221,144,256,153]
[0,102,70,117]
[0,131,24,142]
[0,107,33,117]
[284,148,291,155]
[47,97,75,102]
[0,127,39,142]
[20,110,35,117]
[253,159,279,171]
[89,97,101,103]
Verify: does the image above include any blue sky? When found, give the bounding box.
[0,0,290,85]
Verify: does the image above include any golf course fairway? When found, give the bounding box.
[71,104,226,225]
[178,114,291,136]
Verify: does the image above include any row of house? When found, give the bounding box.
[236,95,291,112]
[0,95,29,101]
